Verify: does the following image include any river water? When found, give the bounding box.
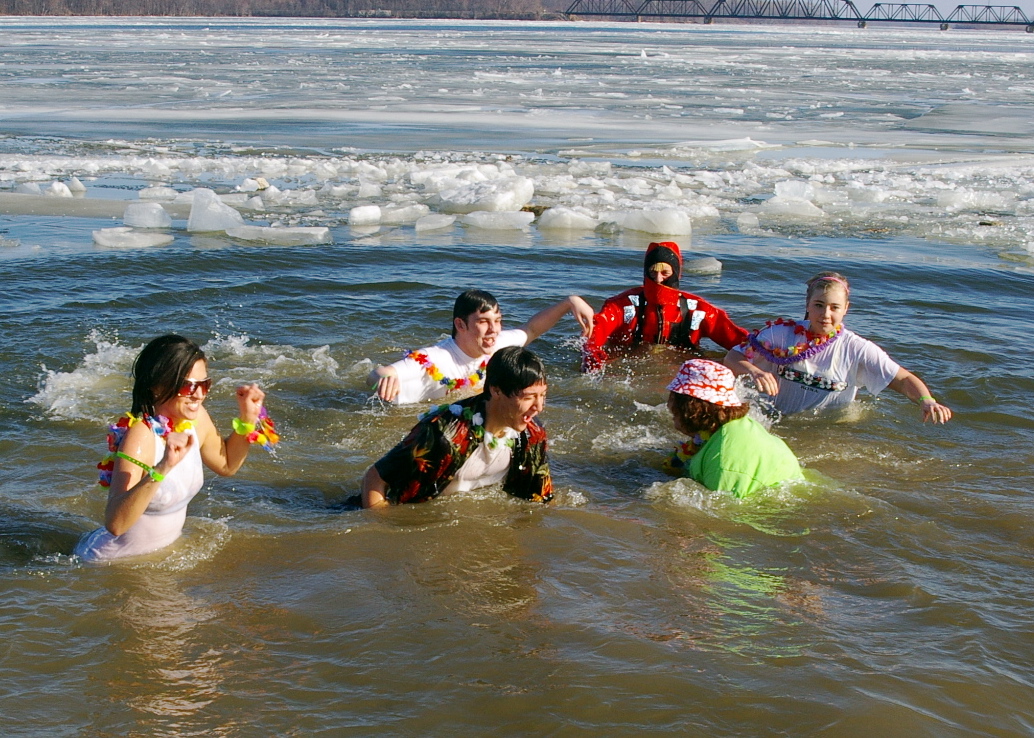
[1,16,1033,736]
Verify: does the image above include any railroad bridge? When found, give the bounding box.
[563,0,1034,30]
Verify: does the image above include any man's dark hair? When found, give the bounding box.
[484,346,547,397]
[131,334,206,417]
[451,289,499,338]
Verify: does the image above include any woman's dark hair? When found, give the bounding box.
[667,392,749,434]
[452,289,499,338]
[484,346,547,397]
[131,334,206,417]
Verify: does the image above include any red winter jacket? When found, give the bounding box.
[582,277,747,373]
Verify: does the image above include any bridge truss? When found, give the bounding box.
[565,0,1034,29]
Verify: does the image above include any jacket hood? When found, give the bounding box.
[643,241,682,289]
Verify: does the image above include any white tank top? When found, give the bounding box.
[75,427,205,562]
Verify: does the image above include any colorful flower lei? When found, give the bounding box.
[232,406,280,455]
[663,431,711,475]
[421,403,515,451]
[97,413,193,487]
[746,318,843,366]
[408,350,486,394]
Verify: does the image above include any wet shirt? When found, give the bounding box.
[387,329,527,405]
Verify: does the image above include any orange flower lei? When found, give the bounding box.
[408,350,486,394]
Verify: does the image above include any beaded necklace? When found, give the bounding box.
[97,412,193,487]
[746,318,843,366]
[408,350,487,394]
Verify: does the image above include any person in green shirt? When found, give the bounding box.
[664,359,803,497]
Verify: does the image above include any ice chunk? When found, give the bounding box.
[774,180,815,201]
[14,182,42,195]
[612,209,693,236]
[414,214,456,232]
[92,227,174,248]
[67,176,87,194]
[238,177,270,192]
[225,226,331,246]
[432,176,534,214]
[381,203,430,225]
[243,196,266,210]
[123,202,172,228]
[460,211,535,230]
[358,182,383,198]
[936,189,1015,212]
[737,212,760,232]
[349,205,382,225]
[139,186,179,200]
[761,198,827,218]
[537,207,599,230]
[683,256,723,274]
[186,188,245,232]
[47,182,73,198]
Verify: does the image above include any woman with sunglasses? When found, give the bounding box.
[75,334,268,562]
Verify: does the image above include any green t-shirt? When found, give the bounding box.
[688,416,803,498]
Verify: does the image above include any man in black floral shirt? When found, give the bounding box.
[361,346,553,508]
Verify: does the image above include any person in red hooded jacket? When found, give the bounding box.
[581,241,748,372]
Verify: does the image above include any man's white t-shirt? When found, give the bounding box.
[740,324,900,415]
[443,427,519,495]
[387,328,528,405]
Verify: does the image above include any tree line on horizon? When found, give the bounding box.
[0,0,572,18]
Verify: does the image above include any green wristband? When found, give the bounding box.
[918,395,936,404]
[114,451,165,482]
[232,417,256,436]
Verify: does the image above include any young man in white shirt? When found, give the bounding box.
[369,289,592,405]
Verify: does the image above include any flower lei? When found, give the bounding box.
[421,403,516,451]
[232,406,280,455]
[746,318,843,366]
[408,350,486,394]
[97,413,193,487]
[663,431,711,475]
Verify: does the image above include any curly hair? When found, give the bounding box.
[667,392,749,435]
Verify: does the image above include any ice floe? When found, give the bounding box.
[92,227,175,248]
[225,225,331,246]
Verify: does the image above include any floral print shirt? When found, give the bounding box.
[374,394,553,505]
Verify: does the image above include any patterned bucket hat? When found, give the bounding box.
[666,359,742,407]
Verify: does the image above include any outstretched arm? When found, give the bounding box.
[521,296,594,343]
[887,367,952,424]
[724,349,780,396]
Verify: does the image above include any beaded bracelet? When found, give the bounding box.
[114,451,165,482]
